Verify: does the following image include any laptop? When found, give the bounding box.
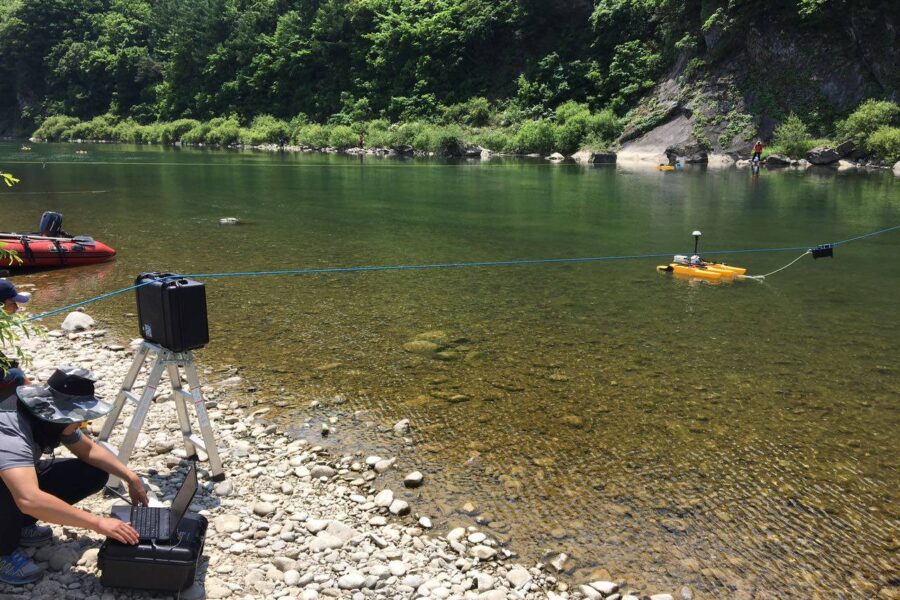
[110,464,198,542]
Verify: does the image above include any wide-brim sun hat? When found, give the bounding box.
[16,365,113,424]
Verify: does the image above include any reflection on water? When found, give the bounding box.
[3,143,899,597]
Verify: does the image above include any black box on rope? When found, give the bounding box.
[98,514,207,592]
[135,272,209,352]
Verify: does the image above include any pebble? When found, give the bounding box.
[404,471,424,488]
[374,489,394,507]
[337,572,367,589]
[388,499,410,515]
[506,566,531,589]
[310,465,336,479]
[252,501,276,516]
[590,581,619,595]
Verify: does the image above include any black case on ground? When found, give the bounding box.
[98,514,208,592]
[135,272,209,352]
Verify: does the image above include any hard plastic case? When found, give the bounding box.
[135,272,209,352]
[98,514,208,592]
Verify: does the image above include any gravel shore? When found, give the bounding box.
[1,310,680,600]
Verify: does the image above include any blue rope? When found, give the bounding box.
[24,224,899,322]
[832,224,900,246]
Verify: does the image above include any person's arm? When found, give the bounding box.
[62,426,149,506]
[0,466,139,544]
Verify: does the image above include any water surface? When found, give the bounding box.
[3,143,898,597]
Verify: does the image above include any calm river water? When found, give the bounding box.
[3,142,899,598]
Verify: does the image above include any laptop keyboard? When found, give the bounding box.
[131,508,161,539]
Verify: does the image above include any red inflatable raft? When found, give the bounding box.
[0,233,116,268]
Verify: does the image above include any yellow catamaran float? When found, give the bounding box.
[657,231,749,282]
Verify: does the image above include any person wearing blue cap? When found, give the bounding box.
[0,281,31,389]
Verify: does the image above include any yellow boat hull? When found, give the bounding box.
[658,261,748,281]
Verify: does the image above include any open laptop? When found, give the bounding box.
[110,464,198,542]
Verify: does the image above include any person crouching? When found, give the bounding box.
[0,366,148,585]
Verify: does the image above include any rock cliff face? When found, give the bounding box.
[620,3,897,160]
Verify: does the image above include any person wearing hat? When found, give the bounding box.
[0,366,148,585]
[0,280,32,389]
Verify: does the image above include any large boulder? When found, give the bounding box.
[589,152,617,164]
[766,154,791,167]
[835,140,855,157]
[572,150,616,164]
[665,142,707,164]
[61,311,95,332]
[806,146,840,165]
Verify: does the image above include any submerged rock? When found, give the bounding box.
[403,340,440,354]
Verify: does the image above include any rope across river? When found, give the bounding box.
[23,223,900,322]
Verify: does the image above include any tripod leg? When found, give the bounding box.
[183,358,226,481]
[108,357,166,487]
[168,362,198,460]
[98,342,150,443]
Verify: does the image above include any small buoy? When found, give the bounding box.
[21,146,31,151]
[218,217,240,225]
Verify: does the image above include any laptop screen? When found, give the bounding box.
[168,464,199,536]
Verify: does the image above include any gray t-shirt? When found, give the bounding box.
[0,409,42,471]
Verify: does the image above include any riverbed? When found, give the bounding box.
[3,142,899,598]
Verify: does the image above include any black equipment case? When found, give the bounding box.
[135,272,209,352]
[98,514,208,592]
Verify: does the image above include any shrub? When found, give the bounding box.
[207,117,241,146]
[443,97,492,127]
[69,114,118,140]
[555,119,587,155]
[866,126,900,162]
[514,120,557,154]
[389,121,428,148]
[165,119,201,143]
[475,130,513,153]
[773,113,813,157]
[836,99,899,145]
[328,125,357,149]
[33,115,80,141]
[243,115,291,145]
[554,101,590,124]
[293,124,330,147]
[182,121,214,144]
[432,125,465,156]
[588,109,622,142]
[112,119,147,143]
[410,125,436,152]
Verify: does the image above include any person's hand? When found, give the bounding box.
[95,516,140,545]
[126,473,149,507]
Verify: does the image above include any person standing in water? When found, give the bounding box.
[752,140,763,163]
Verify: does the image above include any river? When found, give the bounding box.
[3,142,899,598]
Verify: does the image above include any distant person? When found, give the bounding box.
[0,367,148,585]
[752,140,763,163]
[0,281,31,389]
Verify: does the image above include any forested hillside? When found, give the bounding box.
[1,1,897,158]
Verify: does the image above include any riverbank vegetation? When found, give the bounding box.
[764,101,900,162]
[33,102,623,156]
[2,1,897,159]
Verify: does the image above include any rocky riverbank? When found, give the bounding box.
[0,310,684,600]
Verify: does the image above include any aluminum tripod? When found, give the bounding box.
[97,341,225,484]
